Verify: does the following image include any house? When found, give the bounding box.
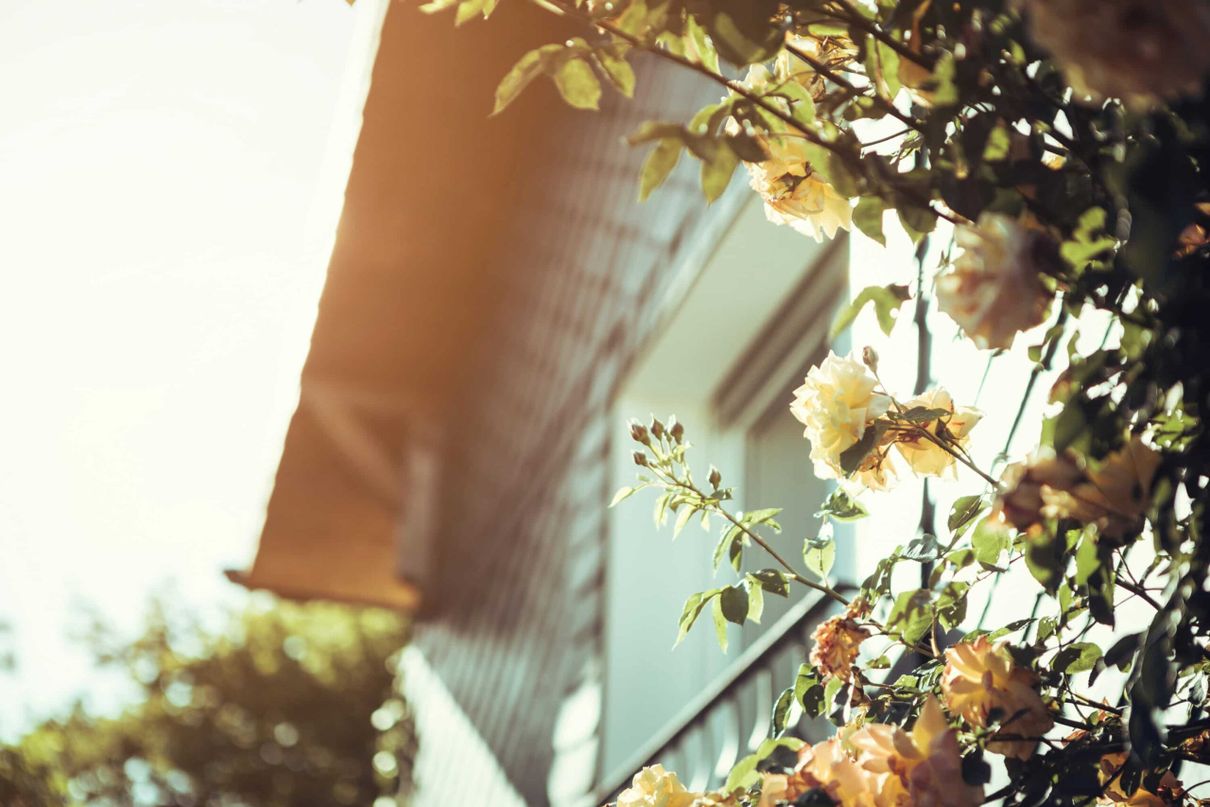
[232,1,1052,804]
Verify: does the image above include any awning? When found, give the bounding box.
[229,0,571,610]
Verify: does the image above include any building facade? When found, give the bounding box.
[235,2,1057,805]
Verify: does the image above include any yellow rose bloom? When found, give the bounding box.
[894,388,982,478]
[791,352,892,482]
[936,213,1052,351]
[617,764,699,807]
[742,134,852,242]
[779,698,980,806]
[849,697,984,807]
[942,637,1053,759]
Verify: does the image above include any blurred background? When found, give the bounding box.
[0,1,417,803]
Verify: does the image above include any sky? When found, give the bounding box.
[0,0,370,736]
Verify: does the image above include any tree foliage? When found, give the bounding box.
[1,598,414,806]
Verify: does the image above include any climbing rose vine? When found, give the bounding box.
[426,0,1210,803]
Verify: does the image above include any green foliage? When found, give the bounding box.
[830,283,912,339]
[2,598,413,806]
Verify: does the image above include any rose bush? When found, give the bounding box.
[427,0,1210,803]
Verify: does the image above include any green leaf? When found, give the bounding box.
[593,48,635,97]
[627,121,686,145]
[673,505,696,538]
[928,51,958,106]
[747,580,765,624]
[948,495,986,535]
[684,15,721,74]
[453,0,485,26]
[852,196,886,246]
[888,589,933,644]
[492,45,561,115]
[638,139,682,201]
[771,687,795,736]
[803,536,836,580]
[697,140,740,202]
[1054,642,1102,674]
[815,488,868,522]
[982,123,1011,162]
[838,420,889,476]
[711,595,730,652]
[609,485,638,508]
[675,589,718,645]
[725,132,767,163]
[552,55,601,110]
[720,585,749,625]
[1024,529,1065,594]
[865,38,901,99]
[418,0,460,13]
[696,0,782,66]
[830,283,911,339]
[1074,528,1101,585]
[725,738,804,792]
[971,519,1010,566]
[750,569,790,596]
[935,581,969,631]
[898,406,950,424]
[653,491,671,527]
[743,508,783,532]
[713,525,744,572]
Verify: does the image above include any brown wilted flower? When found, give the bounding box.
[810,609,872,681]
[993,451,1084,533]
[1021,0,1210,108]
[941,636,1053,759]
[1096,753,1184,806]
[936,213,1054,351]
[1040,436,1160,541]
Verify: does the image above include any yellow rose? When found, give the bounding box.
[941,637,1053,759]
[617,765,699,807]
[1041,436,1160,541]
[810,614,871,681]
[936,213,1053,351]
[783,698,980,806]
[848,697,984,807]
[742,134,852,242]
[1022,0,1210,108]
[794,736,894,806]
[791,352,892,482]
[894,388,982,478]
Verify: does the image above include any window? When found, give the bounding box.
[600,195,849,775]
